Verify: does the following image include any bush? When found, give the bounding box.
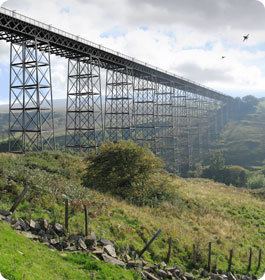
[202,152,247,187]
[223,166,247,187]
[247,173,265,189]
[83,141,178,206]
[83,141,163,192]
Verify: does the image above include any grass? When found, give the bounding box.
[1,151,265,277]
[0,222,140,280]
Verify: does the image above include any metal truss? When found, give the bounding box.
[154,83,175,170]
[65,56,103,151]
[133,76,156,151]
[172,87,190,174]
[9,39,54,152]
[104,67,134,141]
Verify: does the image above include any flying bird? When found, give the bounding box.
[257,0,265,7]
[221,56,225,59]
[243,34,249,42]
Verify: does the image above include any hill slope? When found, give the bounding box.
[221,100,265,167]
[0,151,265,277]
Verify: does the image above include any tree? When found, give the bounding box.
[83,141,163,198]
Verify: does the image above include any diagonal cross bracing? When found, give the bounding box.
[65,56,103,151]
[9,39,54,152]
[104,67,134,142]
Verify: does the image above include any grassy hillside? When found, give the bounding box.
[0,222,140,280]
[0,151,265,277]
[221,100,265,167]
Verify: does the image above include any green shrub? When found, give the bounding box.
[223,166,247,187]
[83,141,178,206]
[247,173,265,189]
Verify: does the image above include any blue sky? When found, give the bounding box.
[1,0,265,104]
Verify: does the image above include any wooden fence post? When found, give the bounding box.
[166,237,173,264]
[10,184,29,213]
[207,242,212,272]
[64,199,69,233]
[138,229,162,258]
[228,249,233,272]
[84,205,89,236]
[257,248,262,272]
[247,247,253,273]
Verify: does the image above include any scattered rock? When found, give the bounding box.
[84,233,97,248]
[227,273,237,280]
[99,238,114,247]
[103,244,116,258]
[184,272,195,280]
[53,223,64,236]
[0,210,11,217]
[20,231,39,240]
[127,260,143,269]
[12,219,29,231]
[157,269,169,278]
[143,271,160,280]
[77,238,87,251]
[102,253,126,267]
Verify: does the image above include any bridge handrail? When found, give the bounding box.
[0,6,227,97]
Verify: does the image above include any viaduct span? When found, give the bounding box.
[0,7,235,173]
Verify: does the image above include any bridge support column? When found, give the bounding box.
[104,67,134,141]
[172,87,190,175]
[155,83,174,170]
[133,76,156,151]
[65,56,103,151]
[9,39,55,152]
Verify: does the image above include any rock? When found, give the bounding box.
[50,238,60,246]
[12,219,29,231]
[92,247,104,256]
[29,219,36,229]
[38,219,49,231]
[53,223,64,236]
[227,273,237,280]
[0,210,11,217]
[21,231,39,240]
[142,271,160,280]
[211,274,224,280]
[127,260,143,268]
[221,274,228,280]
[201,269,209,278]
[77,238,87,251]
[84,233,97,248]
[102,254,126,267]
[184,272,195,280]
[157,269,169,278]
[103,244,117,258]
[98,238,114,246]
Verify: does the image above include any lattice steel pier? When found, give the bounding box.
[104,67,134,141]
[9,39,54,152]
[65,57,103,151]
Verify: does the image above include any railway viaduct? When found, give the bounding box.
[0,7,235,173]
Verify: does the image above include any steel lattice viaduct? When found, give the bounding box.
[0,8,236,174]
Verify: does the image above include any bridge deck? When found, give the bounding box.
[0,7,232,101]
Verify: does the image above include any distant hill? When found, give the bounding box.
[0,99,66,113]
[221,100,265,167]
